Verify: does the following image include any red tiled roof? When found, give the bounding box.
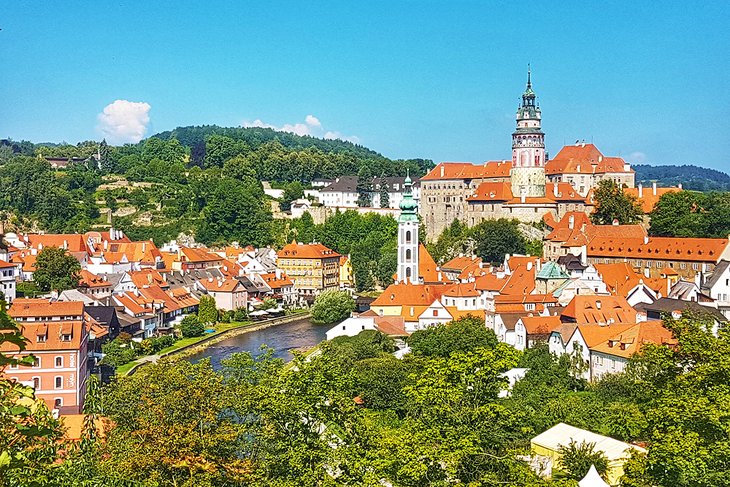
[0,320,85,353]
[421,160,512,181]
[199,278,243,293]
[466,182,513,202]
[371,283,445,307]
[624,186,681,213]
[545,144,632,175]
[521,315,562,335]
[278,242,340,259]
[78,269,110,288]
[587,236,728,263]
[562,295,637,325]
[9,299,84,319]
[442,282,480,298]
[590,321,676,358]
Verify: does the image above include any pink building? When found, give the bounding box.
[2,299,89,413]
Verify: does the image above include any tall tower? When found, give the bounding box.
[397,172,419,284]
[511,66,546,198]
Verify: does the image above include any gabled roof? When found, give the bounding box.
[624,186,680,213]
[562,295,637,325]
[500,264,537,295]
[278,242,340,259]
[587,236,729,263]
[545,182,586,202]
[199,278,244,293]
[9,299,84,319]
[635,298,727,322]
[180,246,223,263]
[589,321,676,358]
[521,315,562,335]
[442,282,480,298]
[0,321,85,353]
[421,160,512,181]
[371,283,445,307]
[78,269,110,288]
[466,181,513,202]
[545,144,632,175]
[418,244,448,284]
[374,315,408,336]
[441,255,482,273]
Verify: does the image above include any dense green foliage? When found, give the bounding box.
[311,290,355,324]
[557,440,609,481]
[0,129,431,246]
[428,218,541,265]
[32,246,82,292]
[635,164,730,191]
[5,312,730,485]
[408,315,498,357]
[591,179,644,225]
[198,296,218,325]
[284,210,402,291]
[649,190,730,238]
[179,314,204,338]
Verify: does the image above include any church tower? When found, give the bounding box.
[511,66,546,199]
[397,172,419,284]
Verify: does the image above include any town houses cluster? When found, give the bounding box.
[0,228,354,415]
[327,155,730,387]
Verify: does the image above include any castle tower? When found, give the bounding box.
[511,66,546,198]
[397,172,419,284]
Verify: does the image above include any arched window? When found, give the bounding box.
[406,249,412,261]
[55,376,62,389]
[405,230,412,243]
[55,356,63,368]
[405,267,412,279]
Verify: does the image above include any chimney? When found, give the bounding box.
[678,183,683,190]
[652,181,657,196]
[598,155,603,163]
[553,184,559,197]
[596,300,602,309]
[103,240,108,251]
[63,240,68,250]
[638,183,643,198]
[568,215,575,229]
[142,242,147,252]
[521,193,526,204]
[644,235,649,245]
[440,165,444,178]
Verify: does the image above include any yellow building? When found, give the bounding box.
[531,423,645,486]
[339,255,354,289]
[277,241,340,296]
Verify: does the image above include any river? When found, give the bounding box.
[186,317,329,370]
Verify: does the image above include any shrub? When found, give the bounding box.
[311,290,355,324]
[179,314,205,338]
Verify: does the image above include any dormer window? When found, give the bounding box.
[37,335,46,343]
[61,334,72,342]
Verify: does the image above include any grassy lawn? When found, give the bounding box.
[156,320,252,355]
[115,361,139,376]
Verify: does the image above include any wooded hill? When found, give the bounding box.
[634,164,730,191]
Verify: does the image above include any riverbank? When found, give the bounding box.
[121,312,311,376]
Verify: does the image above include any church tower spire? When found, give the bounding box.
[510,66,546,199]
[397,170,419,284]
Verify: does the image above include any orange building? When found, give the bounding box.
[2,299,89,413]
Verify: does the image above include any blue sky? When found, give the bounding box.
[1,1,729,170]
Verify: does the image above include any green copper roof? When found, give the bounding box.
[536,261,570,280]
[399,170,419,222]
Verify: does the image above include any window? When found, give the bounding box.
[32,377,40,389]
[55,356,63,368]
[405,249,412,262]
[32,357,40,368]
[433,310,438,317]
[405,230,412,243]
[55,376,62,389]
[54,398,62,409]
[37,335,46,343]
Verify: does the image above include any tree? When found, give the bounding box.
[196,177,273,246]
[471,218,526,265]
[408,315,498,357]
[558,440,610,481]
[311,289,355,324]
[198,295,218,325]
[280,181,304,212]
[379,179,390,208]
[101,338,137,367]
[32,246,81,292]
[179,314,205,338]
[591,179,643,225]
[356,166,373,207]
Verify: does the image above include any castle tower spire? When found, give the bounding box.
[511,66,546,199]
[397,170,419,284]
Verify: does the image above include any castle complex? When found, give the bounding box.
[420,70,636,240]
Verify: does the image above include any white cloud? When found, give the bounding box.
[305,115,321,128]
[628,151,647,164]
[97,100,151,144]
[242,114,358,143]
